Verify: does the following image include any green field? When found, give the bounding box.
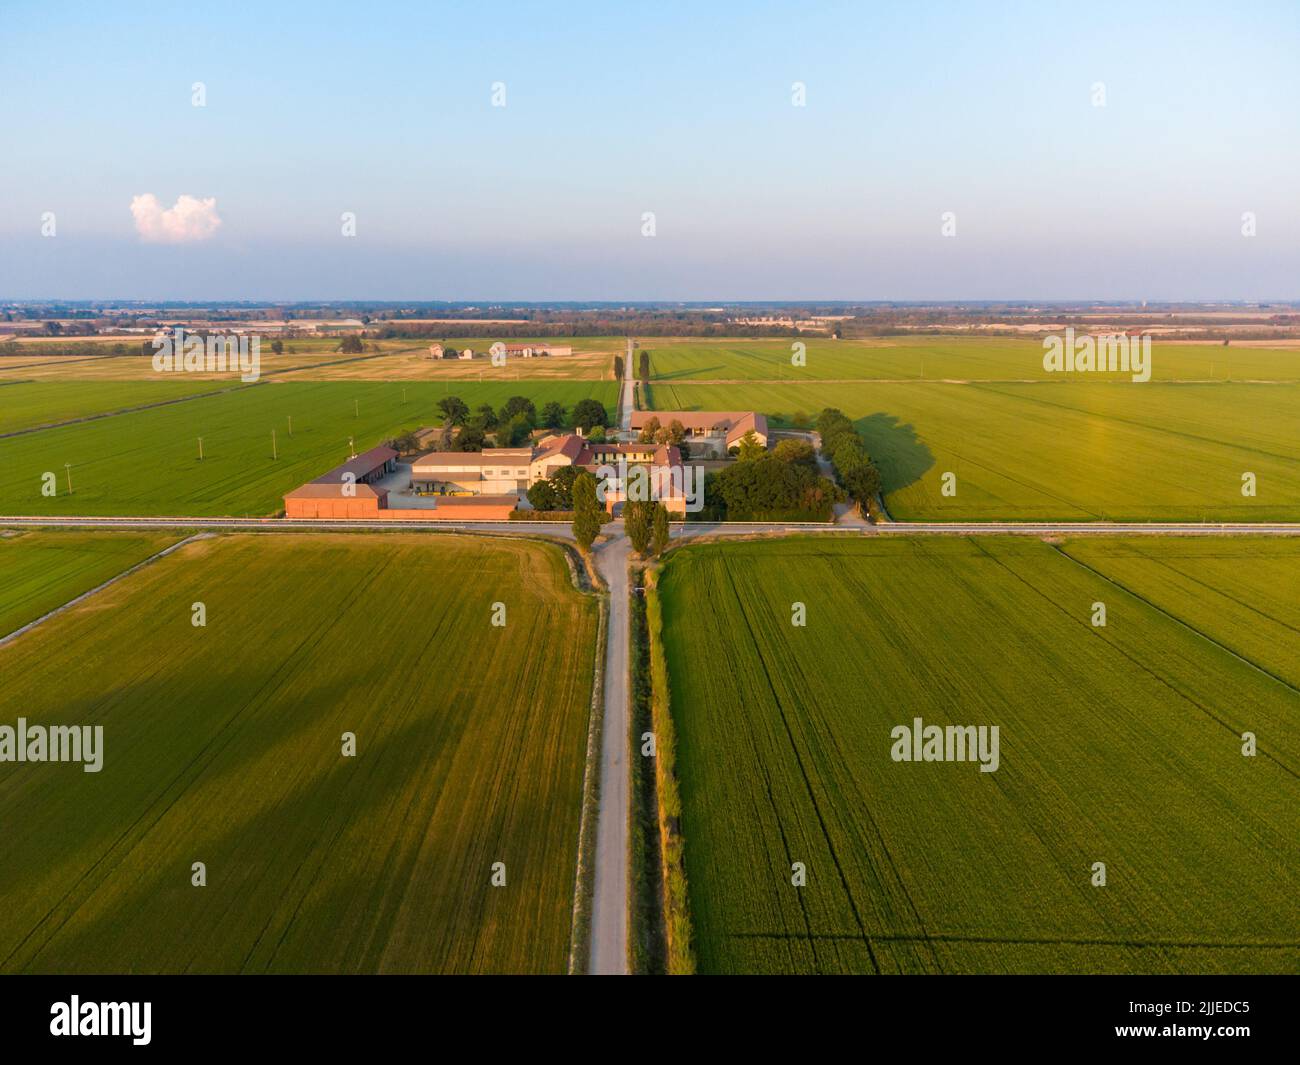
[656,536,1300,974]
[0,530,181,637]
[643,337,1300,382]
[0,379,232,433]
[0,533,597,973]
[0,380,618,516]
[647,379,1300,521]
[1060,538,1300,690]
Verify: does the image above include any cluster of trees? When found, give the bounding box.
[381,428,424,454]
[730,429,765,461]
[338,335,365,354]
[700,436,842,522]
[525,465,583,512]
[433,395,608,452]
[624,500,670,559]
[637,350,650,381]
[816,408,882,510]
[634,415,690,458]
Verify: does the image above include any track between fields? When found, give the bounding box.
[588,534,631,974]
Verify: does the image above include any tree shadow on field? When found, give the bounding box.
[654,365,726,381]
[853,412,933,494]
[5,694,576,974]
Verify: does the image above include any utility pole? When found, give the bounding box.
[272,428,277,460]
[198,437,204,461]
[64,463,73,494]
[287,414,293,436]
[402,387,407,404]
[349,436,356,459]
[354,399,359,418]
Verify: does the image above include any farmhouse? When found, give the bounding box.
[413,435,677,494]
[628,410,768,450]
[411,433,690,512]
[284,444,516,520]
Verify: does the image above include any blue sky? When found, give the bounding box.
[1,0,1297,300]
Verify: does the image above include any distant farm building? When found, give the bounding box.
[500,343,573,358]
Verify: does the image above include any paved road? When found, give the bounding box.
[7,515,1298,537]
[618,372,634,434]
[0,515,582,536]
[588,533,631,974]
[674,521,1300,538]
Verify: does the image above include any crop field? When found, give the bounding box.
[0,379,618,516]
[655,537,1300,975]
[0,340,428,381]
[352,335,619,355]
[0,379,232,433]
[1059,538,1300,690]
[0,336,621,382]
[0,533,597,973]
[299,348,614,381]
[0,530,180,638]
[642,336,1300,382]
[646,379,1300,521]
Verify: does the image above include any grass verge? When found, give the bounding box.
[644,564,696,974]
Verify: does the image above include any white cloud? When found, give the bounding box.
[130,193,222,243]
